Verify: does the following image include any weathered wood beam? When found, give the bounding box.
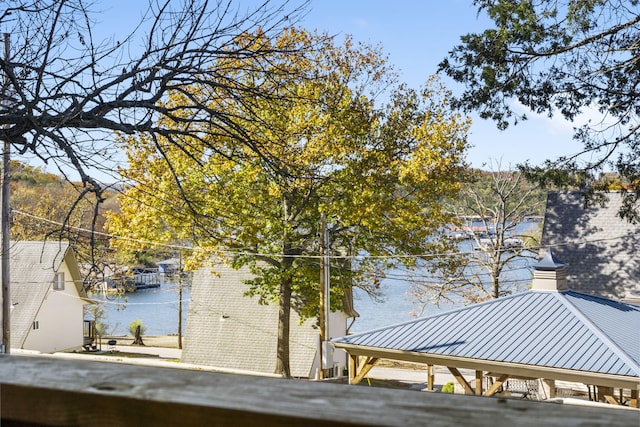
[2,356,638,427]
[484,374,510,397]
[448,367,474,395]
[475,370,483,396]
[630,389,638,408]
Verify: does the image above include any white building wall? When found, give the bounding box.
[308,311,351,378]
[22,262,85,353]
[328,311,349,372]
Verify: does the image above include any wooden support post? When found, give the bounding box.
[348,354,357,385]
[448,367,474,395]
[539,379,557,400]
[630,389,638,408]
[426,365,434,391]
[351,357,378,385]
[1,32,11,355]
[319,214,327,379]
[475,370,483,396]
[484,374,509,397]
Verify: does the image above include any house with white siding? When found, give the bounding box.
[8,241,92,353]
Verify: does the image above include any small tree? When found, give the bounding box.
[411,162,545,308]
[129,320,146,346]
[85,304,108,336]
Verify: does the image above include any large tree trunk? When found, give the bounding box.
[275,274,292,378]
[276,196,295,378]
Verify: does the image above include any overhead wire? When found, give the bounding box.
[11,207,635,262]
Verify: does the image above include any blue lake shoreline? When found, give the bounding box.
[93,262,534,336]
[94,222,540,335]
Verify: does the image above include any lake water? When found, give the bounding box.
[94,248,537,336]
[94,282,192,336]
[94,221,540,335]
[94,279,437,336]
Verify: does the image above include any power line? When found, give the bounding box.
[10,207,637,262]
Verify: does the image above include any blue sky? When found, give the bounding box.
[300,0,585,169]
[20,0,588,176]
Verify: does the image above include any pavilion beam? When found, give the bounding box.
[448,367,474,395]
[484,374,510,397]
[348,354,357,384]
[350,357,379,385]
[333,345,640,390]
[540,379,557,399]
[630,389,638,408]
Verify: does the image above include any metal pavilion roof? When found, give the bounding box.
[333,289,640,379]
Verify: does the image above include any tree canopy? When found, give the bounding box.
[0,0,307,214]
[9,160,116,285]
[106,28,470,376]
[440,0,640,216]
[411,163,545,308]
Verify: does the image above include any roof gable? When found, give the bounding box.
[8,241,80,347]
[183,259,319,377]
[333,290,640,378]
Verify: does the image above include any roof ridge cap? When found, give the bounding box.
[556,291,640,377]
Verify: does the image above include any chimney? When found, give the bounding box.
[531,249,568,291]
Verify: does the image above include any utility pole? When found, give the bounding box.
[1,32,10,354]
[177,252,183,350]
[318,213,330,378]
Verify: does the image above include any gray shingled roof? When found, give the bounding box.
[182,259,320,377]
[333,289,640,381]
[541,191,640,302]
[8,241,81,348]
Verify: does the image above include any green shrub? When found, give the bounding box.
[441,382,455,393]
[128,319,147,336]
[95,322,107,336]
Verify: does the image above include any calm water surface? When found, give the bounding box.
[95,222,540,335]
[94,256,535,336]
[95,280,426,336]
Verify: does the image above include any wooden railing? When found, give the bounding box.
[1,355,637,426]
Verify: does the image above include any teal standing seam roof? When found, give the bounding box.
[332,290,640,378]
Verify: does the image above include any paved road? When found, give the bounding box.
[111,343,182,359]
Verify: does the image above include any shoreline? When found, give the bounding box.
[99,335,183,349]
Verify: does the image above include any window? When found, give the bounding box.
[53,272,65,290]
[32,321,39,330]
